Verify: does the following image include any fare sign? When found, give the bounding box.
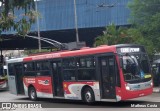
[120,48,140,53]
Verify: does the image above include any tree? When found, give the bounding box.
[94,24,134,46]
[128,0,160,53]
[127,28,155,60]
[0,0,37,37]
[94,24,155,59]
[0,1,61,52]
[95,0,159,60]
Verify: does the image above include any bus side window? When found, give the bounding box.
[24,62,34,71]
[23,62,35,76]
[77,56,95,80]
[63,58,76,81]
[52,63,57,71]
[36,63,41,71]
[35,61,50,76]
[24,64,27,71]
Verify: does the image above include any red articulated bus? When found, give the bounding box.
[7,44,153,103]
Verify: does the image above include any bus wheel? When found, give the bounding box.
[83,87,95,104]
[29,87,37,101]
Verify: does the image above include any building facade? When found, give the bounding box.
[32,0,131,31]
[1,0,131,49]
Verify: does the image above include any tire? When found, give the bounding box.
[28,87,37,101]
[83,87,95,104]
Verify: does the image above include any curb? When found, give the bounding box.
[153,88,160,93]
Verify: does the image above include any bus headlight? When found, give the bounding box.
[150,82,153,86]
[126,86,130,90]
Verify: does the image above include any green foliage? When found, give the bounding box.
[94,24,134,46]
[127,28,155,59]
[128,0,160,24]
[24,49,52,55]
[95,0,160,60]
[128,0,160,57]
[94,24,155,59]
[0,0,36,37]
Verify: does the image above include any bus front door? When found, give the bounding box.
[51,61,64,97]
[98,55,116,100]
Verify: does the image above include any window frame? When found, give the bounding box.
[77,56,96,81]
[62,57,77,81]
[23,62,36,77]
[34,60,51,76]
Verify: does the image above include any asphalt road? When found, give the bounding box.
[0,90,160,111]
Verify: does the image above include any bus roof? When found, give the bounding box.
[7,58,23,64]
[7,44,144,63]
[23,45,116,62]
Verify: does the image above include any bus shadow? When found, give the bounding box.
[0,89,8,92]
[15,97,148,108]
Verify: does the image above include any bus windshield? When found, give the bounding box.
[122,54,151,82]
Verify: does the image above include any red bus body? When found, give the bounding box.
[0,65,8,90]
[0,79,7,89]
[7,44,153,102]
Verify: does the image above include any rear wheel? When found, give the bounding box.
[28,87,37,101]
[83,87,95,104]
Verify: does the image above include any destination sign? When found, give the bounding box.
[120,48,140,53]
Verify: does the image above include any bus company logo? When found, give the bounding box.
[32,53,61,60]
[52,53,61,58]
[26,78,35,84]
[44,80,49,84]
[38,80,49,85]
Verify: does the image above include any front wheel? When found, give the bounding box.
[28,87,37,101]
[83,87,95,104]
